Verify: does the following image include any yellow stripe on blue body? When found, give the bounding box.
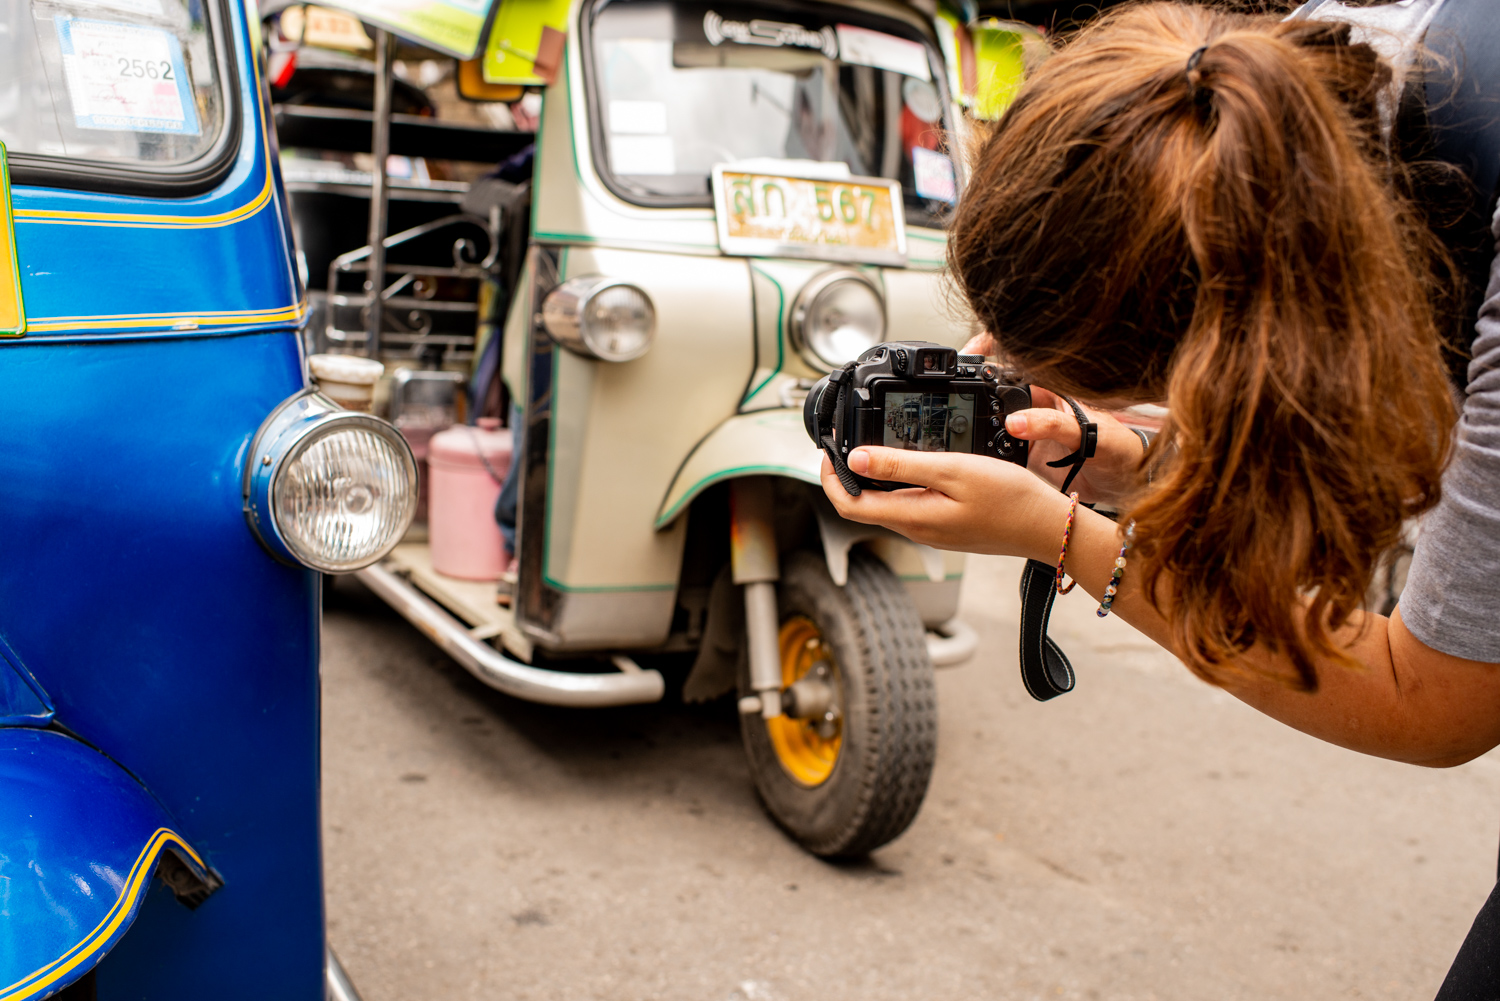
[0,829,207,1001]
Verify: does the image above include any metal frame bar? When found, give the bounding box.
[327,948,364,1001]
[355,563,666,707]
[364,28,394,358]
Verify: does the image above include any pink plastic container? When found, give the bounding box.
[428,418,513,580]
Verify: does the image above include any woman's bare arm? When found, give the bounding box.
[822,445,1500,768]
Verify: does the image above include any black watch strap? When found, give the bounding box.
[1018,558,1076,701]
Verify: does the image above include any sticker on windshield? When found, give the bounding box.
[55,17,199,135]
[835,24,930,81]
[703,11,838,59]
[912,147,956,204]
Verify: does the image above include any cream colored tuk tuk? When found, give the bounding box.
[354,0,991,857]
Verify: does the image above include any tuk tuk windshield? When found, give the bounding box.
[0,0,228,175]
[589,0,957,221]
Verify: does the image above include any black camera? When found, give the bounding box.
[804,341,1033,494]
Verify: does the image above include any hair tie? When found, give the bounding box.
[1185,45,1210,100]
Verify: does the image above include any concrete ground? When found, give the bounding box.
[321,555,1500,1001]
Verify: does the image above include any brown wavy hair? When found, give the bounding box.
[950,4,1457,690]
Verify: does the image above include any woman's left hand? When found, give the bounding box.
[819,445,1068,561]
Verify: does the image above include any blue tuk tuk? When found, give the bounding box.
[0,0,417,996]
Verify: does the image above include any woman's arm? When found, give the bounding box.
[822,446,1500,768]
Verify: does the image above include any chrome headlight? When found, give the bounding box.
[541,276,656,363]
[790,269,886,370]
[244,391,418,572]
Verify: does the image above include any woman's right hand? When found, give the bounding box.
[1006,387,1150,506]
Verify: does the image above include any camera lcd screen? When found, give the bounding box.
[881,392,976,452]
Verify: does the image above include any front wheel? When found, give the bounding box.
[740,549,937,857]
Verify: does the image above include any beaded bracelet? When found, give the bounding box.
[1097,521,1135,617]
[1055,492,1080,595]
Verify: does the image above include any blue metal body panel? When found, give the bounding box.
[0,0,325,996]
[0,729,212,1000]
[0,636,52,727]
[0,333,322,1000]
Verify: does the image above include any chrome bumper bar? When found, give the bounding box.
[327,948,362,1001]
[354,563,666,708]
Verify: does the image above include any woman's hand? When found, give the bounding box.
[1008,387,1149,506]
[818,446,1069,561]
[959,334,1150,506]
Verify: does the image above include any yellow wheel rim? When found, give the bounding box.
[766,615,843,787]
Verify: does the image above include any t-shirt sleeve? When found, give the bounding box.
[1400,208,1500,662]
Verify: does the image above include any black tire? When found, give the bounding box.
[740,548,937,857]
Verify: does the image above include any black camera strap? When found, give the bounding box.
[817,364,864,496]
[1016,396,1096,701]
[1044,395,1098,496]
[1017,558,1076,700]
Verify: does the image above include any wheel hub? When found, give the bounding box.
[766,616,843,787]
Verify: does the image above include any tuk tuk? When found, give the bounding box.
[272,0,1039,858]
[0,0,418,996]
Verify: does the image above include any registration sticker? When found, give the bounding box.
[912,147,956,204]
[0,144,25,337]
[55,17,199,135]
[712,166,908,267]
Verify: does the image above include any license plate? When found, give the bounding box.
[712,167,907,267]
[0,143,23,337]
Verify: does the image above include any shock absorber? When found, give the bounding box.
[730,477,783,719]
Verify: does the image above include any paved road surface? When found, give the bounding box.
[321,555,1500,1001]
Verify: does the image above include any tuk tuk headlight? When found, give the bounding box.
[541,276,656,363]
[244,391,418,572]
[791,270,886,371]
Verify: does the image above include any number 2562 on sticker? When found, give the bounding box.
[55,17,200,135]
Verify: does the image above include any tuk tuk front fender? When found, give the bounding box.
[654,409,823,530]
[0,729,217,1001]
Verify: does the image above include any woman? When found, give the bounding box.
[819,2,1500,994]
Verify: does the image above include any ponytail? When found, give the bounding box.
[950,4,1456,688]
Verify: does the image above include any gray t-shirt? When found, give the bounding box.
[1400,208,1500,662]
[1304,0,1500,662]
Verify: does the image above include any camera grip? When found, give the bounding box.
[1017,558,1076,700]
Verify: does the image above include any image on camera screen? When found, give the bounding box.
[882,392,976,452]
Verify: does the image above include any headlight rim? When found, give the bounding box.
[541,275,657,364]
[789,268,887,372]
[244,390,418,573]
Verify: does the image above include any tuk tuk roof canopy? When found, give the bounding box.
[310,0,501,59]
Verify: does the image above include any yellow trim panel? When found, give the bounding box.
[25,300,308,334]
[0,143,23,336]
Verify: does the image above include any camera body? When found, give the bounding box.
[804,341,1032,494]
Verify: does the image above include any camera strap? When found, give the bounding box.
[817,364,864,496]
[1045,396,1098,495]
[1017,558,1076,700]
[1017,395,1095,700]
